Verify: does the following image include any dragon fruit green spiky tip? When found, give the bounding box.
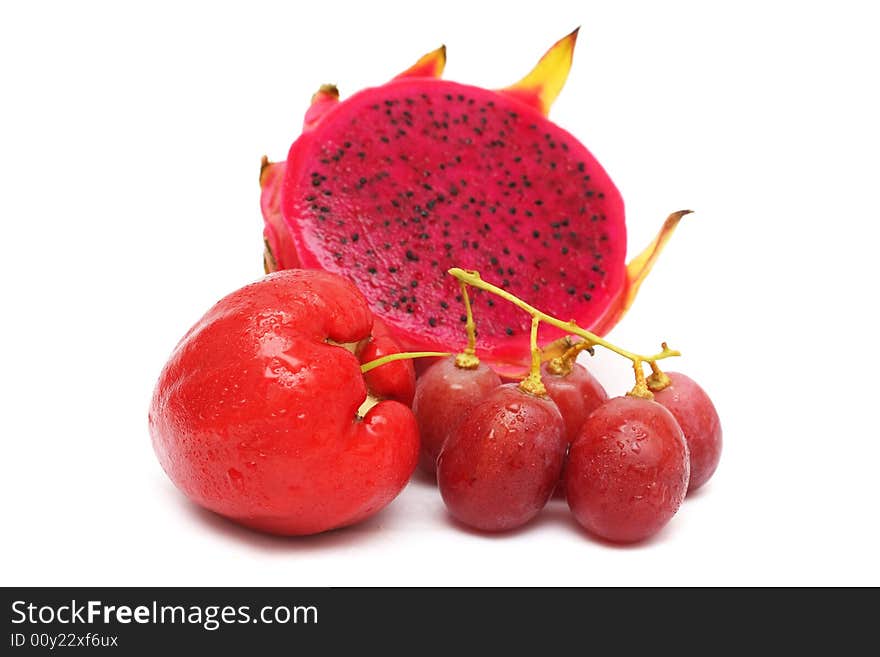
[394,44,447,79]
[303,84,340,130]
[591,209,693,336]
[259,30,688,372]
[499,27,580,115]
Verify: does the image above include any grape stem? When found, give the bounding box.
[454,280,480,370]
[447,268,680,397]
[630,360,651,399]
[546,338,594,376]
[647,359,672,392]
[360,351,450,374]
[519,316,547,396]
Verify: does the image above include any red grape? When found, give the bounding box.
[414,355,444,378]
[541,361,608,498]
[437,384,566,532]
[541,361,608,444]
[412,357,501,474]
[565,396,689,543]
[651,372,722,492]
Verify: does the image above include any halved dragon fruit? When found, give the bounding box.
[261,30,684,372]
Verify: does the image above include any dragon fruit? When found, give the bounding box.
[261,30,683,372]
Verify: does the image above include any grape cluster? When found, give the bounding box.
[415,355,720,542]
[410,269,722,543]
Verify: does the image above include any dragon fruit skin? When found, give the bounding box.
[261,31,682,372]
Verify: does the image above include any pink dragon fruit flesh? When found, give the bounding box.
[260,30,685,373]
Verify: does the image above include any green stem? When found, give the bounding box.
[447,268,680,365]
[360,351,450,374]
[647,359,672,392]
[454,280,480,369]
[629,359,653,399]
[459,280,477,356]
[546,338,594,376]
[519,316,547,396]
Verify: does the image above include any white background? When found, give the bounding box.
[2,0,878,586]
